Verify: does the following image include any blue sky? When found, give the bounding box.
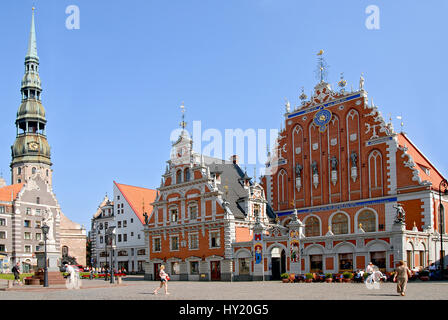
[0,0,447,230]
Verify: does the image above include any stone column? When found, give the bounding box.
[221,259,233,281]
[143,261,153,280]
[391,221,406,268]
[287,210,304,274]
[179,261,188,281]
[252,217,265,281]
[199,260,209,281]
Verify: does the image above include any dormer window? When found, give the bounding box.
[254,204,260,218]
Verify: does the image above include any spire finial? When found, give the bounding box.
[26,7,38,60]
[338,72,347,92]
[180,102,186,131]
[315,50,328,83]
[397,114,404,132]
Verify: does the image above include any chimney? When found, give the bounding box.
[230,155,239,164]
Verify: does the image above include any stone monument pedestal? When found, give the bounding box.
[25,249,65,285]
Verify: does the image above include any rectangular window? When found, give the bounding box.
[118,234,122,242]
[170,209,178,222]
[0,244,5,252]
[123,220,127,227]
[24,220,31,228]
[118,221,122,228]
[25,245,31,253]
[170,236,179,251]
[105,222,108,229]
[171,262,180,275]
[36,245,41,251]
[137,249,145,255]
[35,233,41,241]
[24,232,31,240]
[0,218,5,226]
[310,255,323,273]
[210,231,220,248]
[0,206,5,213]
[35,209,41,216]
[131,218,133,223]
[131,232,134,237]
[131,248,134,256]
[100,236,103,244]
[190,261,199,275]
[0,231,5,239]
[189,205,198,220]
[26,208,31,215]
[189,233,199,250]
[35,221,41,228]
[153,238,161,252]
[123,234,127,242]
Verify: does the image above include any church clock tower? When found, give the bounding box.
[11,8,52,186]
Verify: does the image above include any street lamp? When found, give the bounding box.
[41,223,50,287]
[439,179,448,280]
[106,226,116,284]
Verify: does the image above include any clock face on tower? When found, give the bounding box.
[28,142,39,151]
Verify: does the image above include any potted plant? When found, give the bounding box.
[342,272,353,282]
[305,273,314,283]
[325,273,333,283]
[281,273,289,283]
[363,272,369,281]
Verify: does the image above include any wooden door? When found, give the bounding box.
[154,263,161,281]
[210,261,221,280]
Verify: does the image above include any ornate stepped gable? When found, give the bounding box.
[262,75,444,214]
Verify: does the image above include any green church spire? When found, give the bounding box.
[10,8,52,186]
[26,7,38,61]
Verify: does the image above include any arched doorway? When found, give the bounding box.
[271,247,286,280]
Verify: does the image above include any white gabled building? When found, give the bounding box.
[90,181,156,273]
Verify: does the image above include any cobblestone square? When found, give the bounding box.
[1,277,447,300]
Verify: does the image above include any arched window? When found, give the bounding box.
[305,216,320,237]
[36,197,40,204]
[32,167,36,174]
[176,170,182,184]
[277,169,288,206]
[62,246,69,257]
[184,168,190,182]
[18,167,21,175]
[368,150,383,197]
[358,210,376,232]
[332,213,349,235]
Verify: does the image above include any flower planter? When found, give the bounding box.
[343,278,352,283]
[305,279,313,283]
[282,279,289,283]
[325,278,333,283]
[419,276,429,281]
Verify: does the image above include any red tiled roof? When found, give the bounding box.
[0,183,24,202]
[113,181,157,224]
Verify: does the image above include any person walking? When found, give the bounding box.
[393,261,412,296]
[153,265,170,295]
[12,262,21,286]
